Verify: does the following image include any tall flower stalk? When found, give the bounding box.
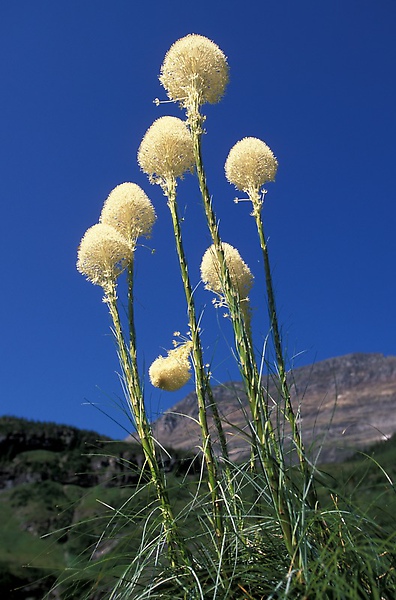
[158,34,299,564]
[105,282,186,567]
[77,191,190,571]
[138,116,228,552]
[196,132,297,563]
[225,138,318,507]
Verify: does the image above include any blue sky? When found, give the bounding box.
[1,1,395,439]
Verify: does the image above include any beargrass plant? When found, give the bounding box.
[62,33,396,599]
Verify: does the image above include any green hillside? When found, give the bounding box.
[0,416,395,599]
[0,416,197,599]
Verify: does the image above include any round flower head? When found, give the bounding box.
[225,137,278,193]
[77,223,130,288]
[100,182,156,248]
[159,34,229,107]
[149,342,193,391]
[200,242,254,301]
[137,116,194,185]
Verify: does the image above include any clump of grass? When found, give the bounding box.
[62,33,396,599]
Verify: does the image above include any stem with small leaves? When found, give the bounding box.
[163,175,227,552]
[104,278,190,570]
[249,189,318,510]
[188,113,297,564]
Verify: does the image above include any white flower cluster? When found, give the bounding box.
[77,183,156,289]
[149,342,193,391]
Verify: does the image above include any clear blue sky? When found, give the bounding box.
[1,1,395,439]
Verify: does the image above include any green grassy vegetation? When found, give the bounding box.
[0,415,204,598]
[1,429,395,598]
[317,434,396,529]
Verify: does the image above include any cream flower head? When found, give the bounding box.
[200,242,254,301]
[149,342,193,391]
[159,34,229,108]
[137,116,194,185]
[100,182,156,248]
[225,137,278,194]
[77,223,130,288]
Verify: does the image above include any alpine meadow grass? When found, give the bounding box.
[56,33,396,599]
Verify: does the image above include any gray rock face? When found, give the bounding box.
[151,353,396,464]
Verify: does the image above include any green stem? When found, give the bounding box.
[164,176,226,548]
[104,280,189,569]
[189,122,297,562]
[191,126,271,452]
[251,198,317,509]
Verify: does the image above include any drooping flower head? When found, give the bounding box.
[77,223,130,289]
[138,116,194,187]
[200,242,254,302]
[225,137,278,199]
[100,182,156,249]
[149,341,193,391]
[159,34,229,110]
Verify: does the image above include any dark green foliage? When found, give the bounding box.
[1,416,395,599]
[317,432,396,528]
[0,416,199,599]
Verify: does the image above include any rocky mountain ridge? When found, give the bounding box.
[151,353,396,463]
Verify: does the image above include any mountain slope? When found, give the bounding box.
[151,353,396,463]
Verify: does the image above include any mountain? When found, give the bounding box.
[151,353,396,464]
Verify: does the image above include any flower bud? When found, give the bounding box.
[160,34,229,107]
[100,183,156,248]
[77,223,130,288]
[200,243,253,300]
[149,342,193,391]
[138,116,194,184]
[225,137,278,193]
